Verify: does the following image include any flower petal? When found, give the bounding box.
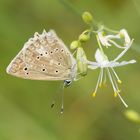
[88,65,99,70]
[86,60,99,69]
[98,32,111,47]
[95,49,107,63]
[113,39,134,62]
[110,60,136,67]
[120,29,131,45]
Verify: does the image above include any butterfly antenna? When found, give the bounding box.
[60,84,65,114]
[50,83,63,109]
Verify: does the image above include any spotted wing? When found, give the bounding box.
[6,30,76,81]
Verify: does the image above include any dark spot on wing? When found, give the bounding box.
[55,70,58,73]
[55,48,59,52]
[50,51,53,54]
[37,56,40,59]
[42,68,46,71]
[24,67,28,71]
[58,62,61,65]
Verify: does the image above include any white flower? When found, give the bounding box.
[119,29,131,46]
[97,29,132,49]
[97,32,113,48]
[86,40,136,107]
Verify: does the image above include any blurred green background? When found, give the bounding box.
[0,0,140,140]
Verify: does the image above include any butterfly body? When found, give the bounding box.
[6,30,77,83]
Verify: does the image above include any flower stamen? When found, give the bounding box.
[111,68,122,84]
[107,68,117,93]
[92,69,102,97]
[109,68,121,97]
[117,93,128,108]
[92,92,96,97]
[118,80,122,84]
[99,68,104,88]
[107,68,128,107]
[103,69,107,87]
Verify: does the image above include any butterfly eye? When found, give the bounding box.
[65,80,72,86]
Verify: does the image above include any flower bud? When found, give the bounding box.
[70,40,81,49]
[76,47,87,76]
[124,110,140,123]
[119,29,131,45]
[79,34,90,42]
[82,11,93,24]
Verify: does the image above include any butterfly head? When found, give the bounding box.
[64,80,72,87]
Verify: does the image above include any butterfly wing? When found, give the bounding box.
[6,30,77,81]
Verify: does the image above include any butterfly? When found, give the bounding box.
[6,30,77,86]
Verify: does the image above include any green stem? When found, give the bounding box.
[104,26,119,33]
[132,0,140,16]
[58,0,120,35]
[57,0,99,28]
[57,0,82,17]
